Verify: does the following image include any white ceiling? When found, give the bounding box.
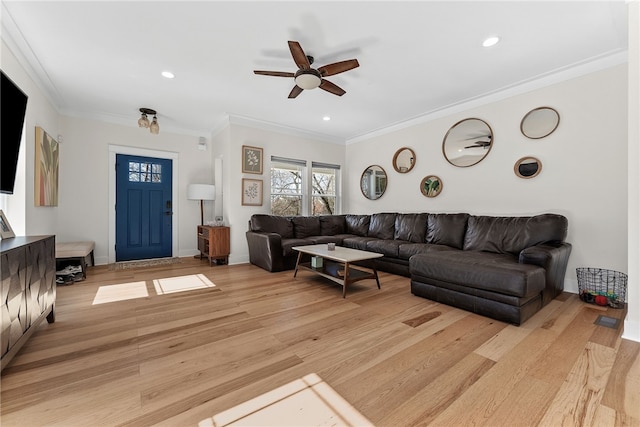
[1,1,628,143]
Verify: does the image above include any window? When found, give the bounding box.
[270,157,305,216]
[128,161,162,183]
[311,162,340,215]
[270,157,341,216]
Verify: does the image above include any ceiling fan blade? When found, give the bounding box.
[288,85,303,98]
[288,41,311,69]
[254,70,295,78]
[319,79,346,96]
[317,59,360,77]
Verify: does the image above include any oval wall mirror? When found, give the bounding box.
[360,165,387,200]
[514,156,542,179]
[392,147,416,173]
[520,107,559,139]
[420,175,443,198]
[442,118,493,167]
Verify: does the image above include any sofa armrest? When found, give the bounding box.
[246,231,285,272]
[519,242,572,305]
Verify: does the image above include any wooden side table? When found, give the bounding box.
[197,225,230,266]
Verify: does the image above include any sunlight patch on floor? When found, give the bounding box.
[92,281,149,305]
[199,373,373,427]
[153,273,216,295]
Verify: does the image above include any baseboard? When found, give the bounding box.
[622,318,640,343]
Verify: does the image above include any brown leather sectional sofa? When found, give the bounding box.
[245,212,571,325]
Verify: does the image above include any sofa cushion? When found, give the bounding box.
[427,213,469,249]
[319,215,346,235]
[281,238,312,256]
[463,214,568,254]
[342,236,378,251]
[410,251,546,299]
[345,215,371,236]
[250,214,294,239]
[368,213,396,239]
[395,213,429,242]
[308,235,344,245]
[366,239,405,257]
[292,216,321,239]
[398,243,456,260]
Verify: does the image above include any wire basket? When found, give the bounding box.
[576,267,627,309]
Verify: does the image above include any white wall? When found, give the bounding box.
[345,64,628,295]
[216,122,345,264]
[57,116,212,264]
[0,40,59,236]
[625,0,639,342]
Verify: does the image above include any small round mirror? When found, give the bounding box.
[392,147,416,173]
[514,156,542,179]
[420,175,443,198]
[520,107,559,139]
[442,118,493,167]
[360,165,387,200]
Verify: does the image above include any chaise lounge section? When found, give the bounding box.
[246,212,571,325]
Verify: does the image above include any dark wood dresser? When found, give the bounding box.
[1,235,56,371]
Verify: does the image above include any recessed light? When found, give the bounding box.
[322,116,331,121]
[482,36,500,47]
[161,71,175,79]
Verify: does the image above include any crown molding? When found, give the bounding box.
[346,49,628,145]
[227,114,345,145]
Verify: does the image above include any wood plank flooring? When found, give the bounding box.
[1,258,638,426]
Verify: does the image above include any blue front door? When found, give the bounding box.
[116,154,172,261]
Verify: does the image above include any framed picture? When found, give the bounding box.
[0,210,16,239]
[242,178,263,206]
[420,175,443,198]
[35,126,59,206]
[242,145,263,174]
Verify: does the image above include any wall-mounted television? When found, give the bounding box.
[1,70,29,194]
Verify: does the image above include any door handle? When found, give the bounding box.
[165,211,173,216]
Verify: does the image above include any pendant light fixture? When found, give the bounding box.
[138,108,159,134]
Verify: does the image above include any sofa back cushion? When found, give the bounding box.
[319,215,346,235]
[463,214,568,254]
[250,214,294,238]
[368,213,396,240]
[345,214,371,236]
[395,213,429,242]
[291,216,321,238]
[427,213,469,249]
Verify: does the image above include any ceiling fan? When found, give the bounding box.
[254,41,359,98]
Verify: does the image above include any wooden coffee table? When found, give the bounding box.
[292,244,383,298]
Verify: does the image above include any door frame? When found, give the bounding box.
[108,145,179,264]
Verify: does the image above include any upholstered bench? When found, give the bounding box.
[55,241,95,279]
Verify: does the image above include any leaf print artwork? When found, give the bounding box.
[34,127,59,206]
[242,145,263,174]
[242,178,263,206]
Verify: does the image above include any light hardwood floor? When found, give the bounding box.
[1,258,638,426]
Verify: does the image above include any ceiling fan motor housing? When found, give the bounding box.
[294,69,321,90]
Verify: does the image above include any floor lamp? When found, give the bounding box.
[187,184,216,226]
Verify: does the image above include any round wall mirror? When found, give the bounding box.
[514,156,542,179]
[420,175,443,198]
[392,147,416,173]
[360,165,387,200]
[520,107,559,139]
[442,118,493,167]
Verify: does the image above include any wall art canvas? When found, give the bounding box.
[242,145,263,174]
[34,126,59,206]
[242,178,263,206]
[0,210,15,239]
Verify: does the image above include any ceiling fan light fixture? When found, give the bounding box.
[294,69,321,90]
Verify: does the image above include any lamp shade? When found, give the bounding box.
[187,184,215,201]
